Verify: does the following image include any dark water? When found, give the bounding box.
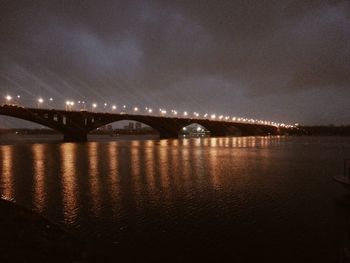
[1,136,350,262]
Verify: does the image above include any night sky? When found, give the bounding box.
[0,0,349,126]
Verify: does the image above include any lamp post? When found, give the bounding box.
[37,98,44,108]
[65,100,75,111]
[92,103,97,112]
[5,95,12,104]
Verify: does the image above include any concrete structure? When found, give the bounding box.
[0,105,285,142]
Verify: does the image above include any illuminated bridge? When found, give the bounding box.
[0,105,292,142]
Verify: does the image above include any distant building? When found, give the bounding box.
[135,122,142,130]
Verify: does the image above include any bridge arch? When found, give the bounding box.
[86,115,182,139]
[89,119,159,136]
[179,123,210,137]
[0,112,62,134]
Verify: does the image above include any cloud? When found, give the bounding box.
[0,0,349,124]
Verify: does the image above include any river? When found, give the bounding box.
[0,135,349,262]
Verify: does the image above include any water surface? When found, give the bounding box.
[0,136,349,262]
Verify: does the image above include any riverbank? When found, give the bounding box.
[0,198,85,262]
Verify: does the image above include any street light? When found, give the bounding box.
[5,95,12,104]
[81,101,86,110]
[15,95,21,105]
[65,100,74,110]
[92,103,97,111]
[38,98,44,108]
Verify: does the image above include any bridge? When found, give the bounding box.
[0,105,289,142]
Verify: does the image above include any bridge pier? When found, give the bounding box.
[63,133,88,142]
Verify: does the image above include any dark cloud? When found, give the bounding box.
[0,0,349,125]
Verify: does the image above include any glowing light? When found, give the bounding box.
[0,95,294,129]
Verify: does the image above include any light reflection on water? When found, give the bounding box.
[32,144,46,213]
[0,136,350,261]
[0,145,14,199]
[60,143,79,224]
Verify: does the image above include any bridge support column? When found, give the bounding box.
[63,133,87,142]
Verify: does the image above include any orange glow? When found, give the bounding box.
[88,142,101,216]
[0,146,14,200]
[131,141,142,201]
[61,143,79,223]
[32,144,46,213]
[107,142,119,205]
[145,140,156,196]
